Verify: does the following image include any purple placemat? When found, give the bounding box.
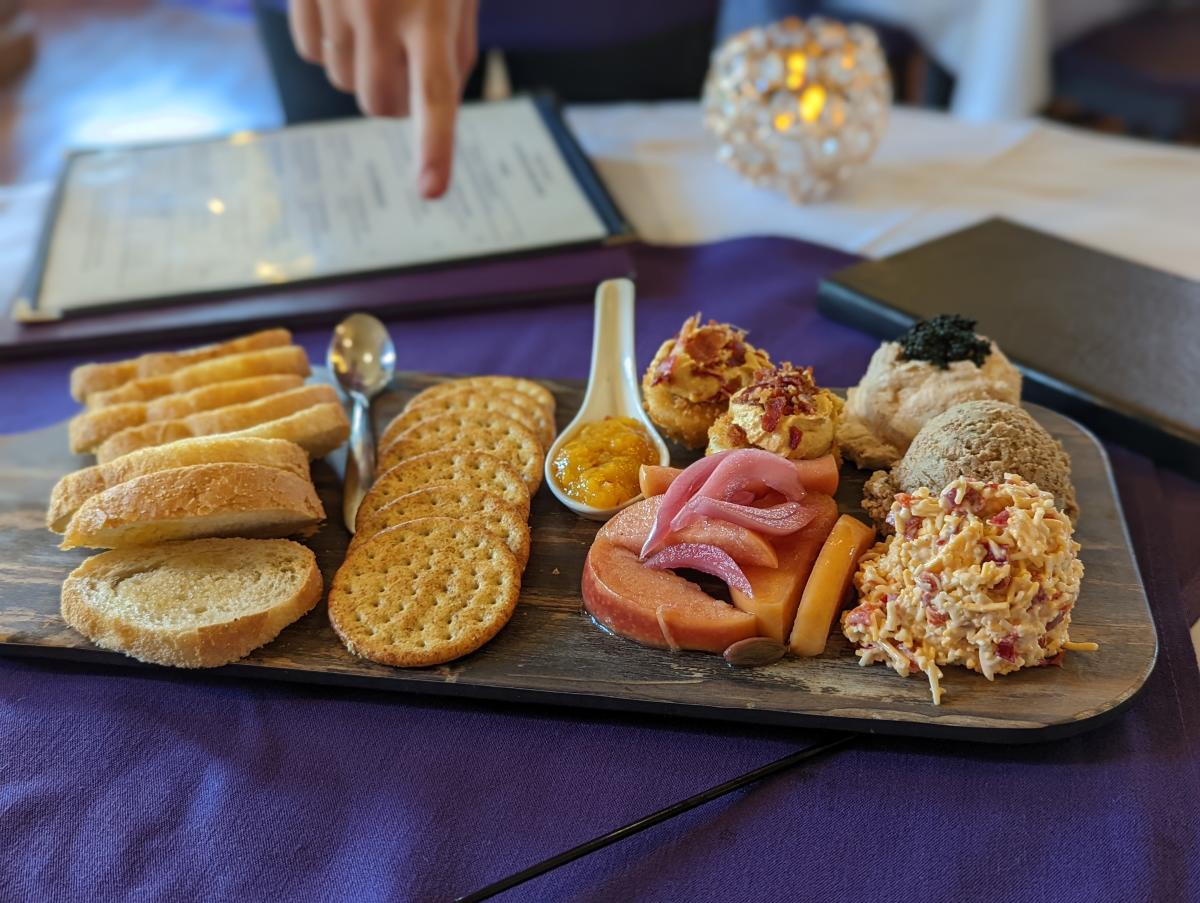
[2,236,1198,903]
[1,245,634,360]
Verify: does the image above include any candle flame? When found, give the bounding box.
[798,84,827,123]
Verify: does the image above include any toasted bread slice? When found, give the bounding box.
[61,538,321,667]
[48,437,309,533]
[68,402,147,455]
[69,374,305,453]
[70,329,292,402]
[86,345,310,409]
[95,384,338,463]
[222,402,350,460]
[60,463,324,549]
[71,362,138,405]
[145,373,305,420]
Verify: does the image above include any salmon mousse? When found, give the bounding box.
[581,449,848,657]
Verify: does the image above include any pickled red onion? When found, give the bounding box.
[643,542,754,598]
[668,449,807,533]
[640,451,735,559]
[686,497,816,536]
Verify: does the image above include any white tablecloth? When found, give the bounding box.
[568,102,1200,282]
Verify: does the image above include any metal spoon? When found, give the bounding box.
[544,278,670,521]
[327,313,396,533]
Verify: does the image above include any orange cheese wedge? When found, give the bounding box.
[791,455,839,497]
[788,514,877,657]
[639,464,680,498]
[729,494,838,642]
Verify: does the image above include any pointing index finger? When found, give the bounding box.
[408,25,459,199]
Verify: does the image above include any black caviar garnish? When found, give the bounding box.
[897,314,991,369]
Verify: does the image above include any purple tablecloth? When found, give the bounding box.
[3,237,1199,903]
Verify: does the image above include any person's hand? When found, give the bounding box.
[289,0,479,198]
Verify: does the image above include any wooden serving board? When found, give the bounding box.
[0,374,1158,742]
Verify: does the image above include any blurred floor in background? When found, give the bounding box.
[0,0,281,184]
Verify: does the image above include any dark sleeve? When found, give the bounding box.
[716,0,824,42]
[478,0,717,51]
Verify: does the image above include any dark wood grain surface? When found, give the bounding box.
[0,374,1158,742]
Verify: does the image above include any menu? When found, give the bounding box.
[24,97,615,318]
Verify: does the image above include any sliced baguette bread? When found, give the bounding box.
[61,538,321,667]
[60,463,325,549]
[68,402,146,455]
[217,401,350,460]
[86,345,310,409]
[48,436,309,533]
[95,384,339,463]
[69,374,305,453]
[146,373,304,421]
[71,361,137,404]
[70,328,292,402]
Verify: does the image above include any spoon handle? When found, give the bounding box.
[579,278,640,418]
[342,392,376,533]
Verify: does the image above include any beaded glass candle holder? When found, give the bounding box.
[702,17,891,203]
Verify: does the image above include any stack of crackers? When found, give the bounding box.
[328,376,556,667]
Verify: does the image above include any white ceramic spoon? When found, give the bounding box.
[544,278,670,521]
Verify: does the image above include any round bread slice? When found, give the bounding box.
[382,390,554,452]
[60,462,325,549]
[357,449,530,525]
[60,538,322,668]
[353,484,530,568]
[406,376,555,423]
[378,412,543,490]
[329,517,520,667]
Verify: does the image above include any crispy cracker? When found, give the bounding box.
[328,517,520,667]
[358,449,530,526]
[353,484,530,568]
[457,387,557,450]
[378,412,543,490]
[407,376,555,423]
[384,389,555,452]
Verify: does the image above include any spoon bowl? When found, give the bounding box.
[327,313,397,532]
[327,313,396,398]
[544,279,670,521]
